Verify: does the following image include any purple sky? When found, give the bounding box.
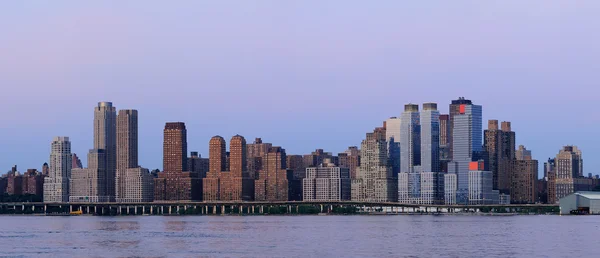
[1,1,598,177]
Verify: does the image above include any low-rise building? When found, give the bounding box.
[559,191,600,215]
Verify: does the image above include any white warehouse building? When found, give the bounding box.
[559,192,600,215]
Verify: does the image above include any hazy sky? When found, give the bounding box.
[1,1,598,177]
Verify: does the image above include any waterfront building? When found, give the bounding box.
[303,159,351,201]
[44,137,72,203]
[6,170,23,195]
[115,109,153,202]
[187,152,209,179]
[94,102,117,201]
[555,146,584,200]
[559,191,600,215]
[511,145,537,204]
[203,135,254,201]
[467,161,498,205]
[444,173,457,205]
[484,120,515,194]
[70,149,111,202]
[351,124,397,202]
[22,169,44,196]
[255,146,289,201]
[448,100,483,204]
[154,123,202,201]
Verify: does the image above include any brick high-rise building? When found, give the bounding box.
[154,123,202,202]
[511,145,538,204]
[23,169,44,196]
[255,146,289,201]
[339,146,360,179]
[44,137,72,203]
[484,120,515,194]
[94,102,117,201]
[247,138,272,179]
[6,171,23,195]
[203,135,254,201]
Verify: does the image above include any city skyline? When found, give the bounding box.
[1,1,599,174]
[0,98,591,179]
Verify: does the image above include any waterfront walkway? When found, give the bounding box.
[0,201,558,215]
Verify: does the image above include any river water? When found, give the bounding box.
[0,215,597,257]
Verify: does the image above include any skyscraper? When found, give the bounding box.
[484,120,515,194]
[94,102,117,201]
[44,137,72,203]
[555,146,585,200]
[400,104,420,173]
[351,124,397,202]
[448,97,473,160]
[255,146,289,201]
[448,101,482,204]
[420,103,440,172]
[116,110,138,172]
[203,135,254,201]
[115,109,153,203]
[386,117,401,178]
[154,123,201,201]
[511,145,537,204]
[439,114,450,172]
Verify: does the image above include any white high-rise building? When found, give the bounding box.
[70,149,111,203]
[303,159,351,201]
[116,168,154,202]
[351,125,397,202]
[44,137,72,203]
[94,102,117,201]
[467,161,498,205]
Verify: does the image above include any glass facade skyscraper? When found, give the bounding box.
[449,103,482,204]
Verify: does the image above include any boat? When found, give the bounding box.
[70,210,83,215]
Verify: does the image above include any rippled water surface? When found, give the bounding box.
[0,215,598,257]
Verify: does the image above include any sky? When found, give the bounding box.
[1,1,598,177]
